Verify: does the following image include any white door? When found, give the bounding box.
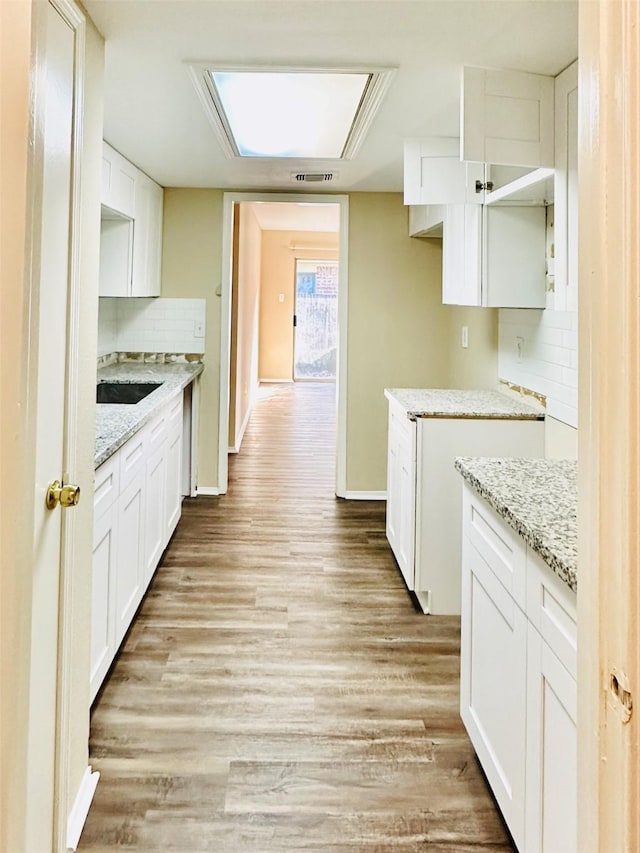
[25,2,84,849]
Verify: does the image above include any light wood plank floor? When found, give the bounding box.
[80,382,515,852]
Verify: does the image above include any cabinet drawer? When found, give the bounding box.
[119,426,147,492]
[463,485,527,609]
[526,549,577,679]
[94,453,120,520]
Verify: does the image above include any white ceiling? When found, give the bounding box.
[84,0,578,193]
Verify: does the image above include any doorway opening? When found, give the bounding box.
[293,259,339,381]
[219,193,348,496]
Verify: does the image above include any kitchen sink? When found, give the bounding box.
[96,381,162,404]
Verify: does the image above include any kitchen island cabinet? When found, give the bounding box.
[455,457,577,853]
[384,389,544,614]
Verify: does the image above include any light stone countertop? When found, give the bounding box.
[454,456,577,592]
[384,388,545,420]
[95,362,204,469]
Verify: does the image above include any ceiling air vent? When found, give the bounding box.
[291,172,335,183]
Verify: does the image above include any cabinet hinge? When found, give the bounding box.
[475,179,494,194]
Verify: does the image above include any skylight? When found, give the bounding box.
[211,71,370,158]
[188,64,396,162]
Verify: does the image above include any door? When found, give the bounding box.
[293,259,339,380]
[25,1,85,849]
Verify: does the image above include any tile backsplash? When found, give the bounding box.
[98,297,206,357]
[498,308,578,428]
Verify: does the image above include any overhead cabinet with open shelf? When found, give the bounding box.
[404,66,556,309]
[99,142,164,298]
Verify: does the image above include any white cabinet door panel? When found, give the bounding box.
[385,400,416,589]
[462,67,554,167]
[90,505,117,702]
[145,442,166,585]
[115,471,145,645]
[553,61,578,311]
[526,623,577,853]
[442,204,482,305]
[165,419,183,542]
[404,139,483,205]
[460,536,527,850]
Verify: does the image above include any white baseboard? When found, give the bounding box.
[229,404,252,455]
[66,766,100,851]
[196,485,220,496]
[342,490,387,501]
[259,378,293,383]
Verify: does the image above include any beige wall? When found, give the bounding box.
[0,5,104,847]
[232,203,262,448]
[162,189,224,487]
[161,191,500,492]
[259,229,339,381]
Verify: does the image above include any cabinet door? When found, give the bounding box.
[442,204,482,305]
[553,61,578,311]
[90,504,118,703]
[462,67,554,167]
[165,396,184,541]
[102,142,136,218]
[460,535,527,849]
[404,139,483,205]
[525,624,577,853]
[115,470,145,646]
[483,205,547,308]
[131,173,150,297]
[144,441,167,586]
[146,179,163,297]
[386,403,416,589]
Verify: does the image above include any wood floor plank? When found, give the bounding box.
[79,382,514,851]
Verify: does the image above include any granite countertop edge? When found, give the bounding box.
[384,387,545,421]
[454,457,577,594]
[95,362,204,469]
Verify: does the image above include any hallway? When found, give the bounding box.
[80,383,514,851]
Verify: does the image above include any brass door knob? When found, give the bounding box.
[45,480,81,510]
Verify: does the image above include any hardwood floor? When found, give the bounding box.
[80,382,515,852]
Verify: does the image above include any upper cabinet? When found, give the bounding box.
[461,66,555,168]
[553,61,578,311]
[100,142,163,298]
[404,138,483,206]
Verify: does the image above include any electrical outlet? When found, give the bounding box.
[516,336,524,362]
[194,319,205,338]
[461,326,469,349]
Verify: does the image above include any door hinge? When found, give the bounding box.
[475,179,494,194]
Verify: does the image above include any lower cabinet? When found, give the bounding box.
[385,396,416,589]
[460,483,577,853]
[385,394,544,614]
[90,388,185,702]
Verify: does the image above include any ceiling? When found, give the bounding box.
[84,0,578,193]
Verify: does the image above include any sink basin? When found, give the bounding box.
[96,381,162,404]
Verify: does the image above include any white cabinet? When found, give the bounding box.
[553,61,578,311]
[442,203,547,308]
[165,393,184,540]
[460,524,528,849]
[115,470,145,645]
[408,204,445,237]
[91,455,120,700]
[460,485,577,853]
[102,142,136,218]
[91,387,189,703]
[385,397,416,588]
[131,170,163,297]
[385,395,544,614]
[461,66,555,168]
[100,141,163,298]
[404,138,483,206]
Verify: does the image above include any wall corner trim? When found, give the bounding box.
[66,766,100,851]
[196,485,221,496]
[342,490,387,501]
